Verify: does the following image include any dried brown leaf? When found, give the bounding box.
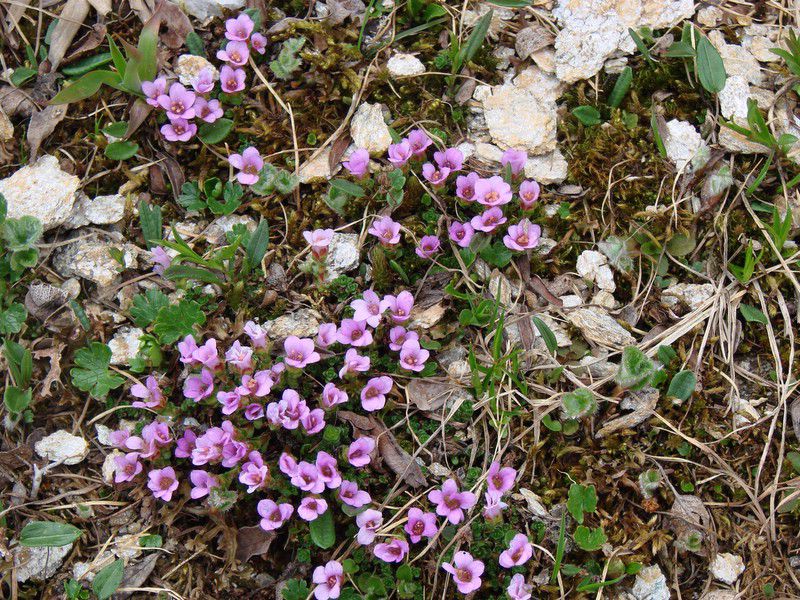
[595,387,659,438]
[145,0,193,49]
[125,98,154,140]
[27,104,67,161]
[116,553,158,597]
[32,342,65,399]
[404,379,470,413]
[47,0,91,69]
[0,86,37,118]
[235,525,275,563]
[328,132,351,172]
[64,23,107,63]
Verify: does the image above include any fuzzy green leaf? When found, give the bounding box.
[93,559,124,600]
[153,300,206,344]
[20,521,82,547]
[70,342,124,399]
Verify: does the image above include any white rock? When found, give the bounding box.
[0,110,13,141]
[95,424,114,446]
[299,148,340,183]
[709,31,763,86]
[178,0,245,20]
[350,103,392,156]
[102,451,121,484]
[524,149,569,184]
[0,155,80,230]
[52,234,138,288]
[640,0,695,30]
[662,283,715,311]
[700,590,738,600]
[566,305,635,347]
[663,119,709,173]
[108,328,143,365]
[175,54,218,87]
[710,553,745,585]
[493,47,515,70]
[267,308,322,339]
[718,76,770,154]
[576,250,616,292]
[515,25,554,60]
[204,214,256,245]
[628,564,670,600]
[456,142,476,160]
[387,53,425,77]
[325,232,360,281]
[481,67,561,155]
[696,5,723,27]
[66,193,126,228]
[14,542,73,582]
[531,48,556,74]
[35,430,89,465]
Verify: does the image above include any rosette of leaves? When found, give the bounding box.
[270,38,305,80]
[560,388,597,420]
[615,346,656,390]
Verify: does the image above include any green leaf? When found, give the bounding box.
[567,483,597,524]
[561,388,597,419]
[62,52,113,77]
[330,179,365,198]
[572,105,601,126]
[309,509,335,549]
[93,559,124,600]
[4,386,32,413]
[458,9,492,68]
[20,521,82,547]
[695,33,727,93]
[105,140,139,160]
[136,28,158,83]
[574,525,607,551]
[50,70,121,104]
[164,264,224,285]
[207,181,243,215]
[153,300,206,344]
[245,219,270,267]
[130,289,170,328]
[177,181,205,211]
[108,35,126,76]
[739,303,768,324]
[0,303,27,334]
[70,342,124,399]
[185,31,206,56]
[197,118,234,144]
[608,67,632,108]
[479,241,513,268]
[281,580,311,600]
[628,28,654,65]
[615,346,655,389]
[11,67,38,87]
[3,339,32,388]
[666,232,696,256]
[138,200,162,248]
[532,316,557,354]
[0,192,7,222]
[2,215,42,251]
[102,121,128,138]
[667,370,696,401]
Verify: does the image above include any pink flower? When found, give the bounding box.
[374,538,408,563]
[442,551,484,594]
[161,118,196,142]
[316,451,341,488]
[339,480,371,507]
[317,322,338,348]
[239,450,269,493]
[301,408,326,435]
[244,320,267,348]
[303,228,334,258]
[407,129,432,156]
[368,216,401,246]
[347,436,375,467]
[148,467,179,501]
[487,461,517,498]
[157,83,196,120]
[191,426,228,465]
[388,140,413,167]
[193,97,223,123]
[184,369,214,401]
[501,148,527,175]
[343,148,370,177]
[351,289,384,328]
[108,428,131,449]
[456,172,479,202]
[258,499,294,531]
[312,560,343,600]
[250,32,267,54]
[266,389,310,430]
[229,146,263,185]
[221,438,247,468]
[388,326,418,352]
[422,162,450,186]
[321,382,348,408]
[336,319,373,347]
[503,219,541,251]
[428,479,477,524]
[217,390,242,415]
[284,336,321,368]
[235,370,274,397]
[298,496,329,521]
[225,13,254,41]
[360,376,393,411]
[434,147,463,171]
[290,461,325,494]
[174,429,196,458]
[339,348,371,378]
[470,207,507,233]
[404,508,438,543]
[217,40,249,66]
[141,77,166,107]
[356,508,383,545]
[151,246,171,275]
[518,179,540,210]
[448,221,475,248]
[114,452,142,483]
[244,403,265,420]
[225,340,253,371]
[279,452,298,477]
[399,339,429,372]
[507,574,533,600]
[499,533,532,568]
[483,493,508,520]
[220,65,246,93]
[178,335,199,364]
[189,470,219,499]
[475,175,512,207]
[383,290,414,323]
[190,67,215,94]
[131,375,163,409]
[415,235,440,259]
[193,338,220,370]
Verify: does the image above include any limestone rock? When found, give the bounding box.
[0,155,80,230]
[178,0,246,20]
[387,53,425,77]
[350,103,392,156]
[175,54,218,87]
[515,25,554,60]
[709,30,763,86]
[627,565,670,600]
[663,119,709,173]
[524,149,568,183]
[325,232,360,281]
[267,308,321,339]
[299,148,339,183]
[0,109,13,141]
[662,283,715,311]
[710,553,745,585]
[718,76,770,154]
[66,193,126,228]
[205,214,256,245]
[566,305,635,347]
[576,250,616,292]
[14,543,72,582]
[35,430,89,465]
[52,234,139,289]
[108,327,143,365]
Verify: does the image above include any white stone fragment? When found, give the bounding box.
[0,110,13,141]
[108,328,143,365]
[325,232,360,281]
[387,53,425,77]
[52,234,138,288]
[177,0,246,20]
[576,250,616,292]
[175,54,218,87]
[102,451,121,484]
[627,564,670,600]
[299,148,340,183]
[204,214,256,245]
[662,283,715,311]
[709,31,764,86]
[566,305,635,347]
[663,119,709,173]
[267,308,322,339]
[0,155,80,230]
[14,543,73,582]
[66,193,126,228]
[350,103,392,156]
[35,430,89,465]
[710,553,745,585]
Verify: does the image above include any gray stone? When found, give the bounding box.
[108,328,143,365]
[52,233,139,289]
[65,193,126,228]
[566,305,635,347]
[350,103,392,156]
[178,0,246,20]
[35,430,89,465]
[14,543,72,582]
[387,53,425,77]
[662,283,715,311]
[205,214,256,245]
[267,308,321,339]
[325,233,360,281]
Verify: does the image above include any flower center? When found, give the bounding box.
[327,576,338,588]
[351,329,362,339]
[456,568,472,582]
[173,124,185,134]
[171,102,184,113]
[517,234,528,245]
[486,191,498,202]
[244,164,258,175]
[160,476,175,490]
[445,496,461,510]
[412,521,424,535]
